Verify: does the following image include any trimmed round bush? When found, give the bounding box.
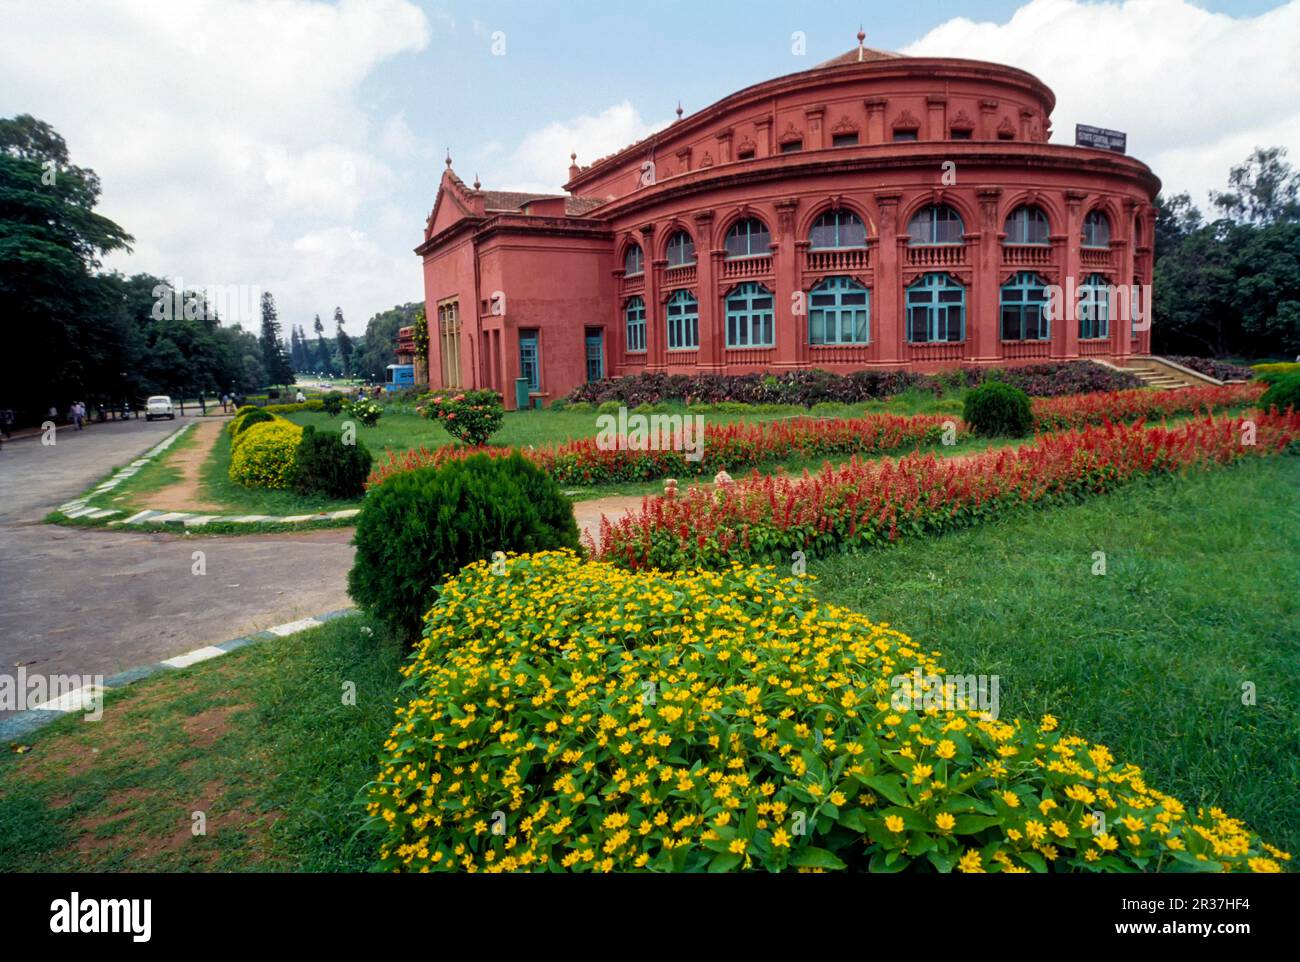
[421,389,505,445]
[292,425,372,499]
[229,405,274,440]
[963,381,1034,437]
[366,552,1289,873]
[228,419,303,489]
[322,391,345,416]
[347,452,580,640]
[1260,372,1300,411]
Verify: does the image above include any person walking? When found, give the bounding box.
[73,401,85,430]
[221,393,230,413]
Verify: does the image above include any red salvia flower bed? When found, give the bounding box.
[593,409,1298,571]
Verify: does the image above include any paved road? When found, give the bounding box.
[0,418,354,712]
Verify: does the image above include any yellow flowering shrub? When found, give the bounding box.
[228,419,303,489]
[366,551,1290,873]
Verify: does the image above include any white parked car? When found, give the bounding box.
[145,395,175,420]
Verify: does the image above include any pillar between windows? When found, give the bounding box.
[873,191,902,364]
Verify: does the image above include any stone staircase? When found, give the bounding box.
[1116,356,1223,391]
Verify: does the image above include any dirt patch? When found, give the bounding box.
[181,704,250,748]
[146,418,225,511]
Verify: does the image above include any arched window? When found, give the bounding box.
[1000,272,1049,340]
[666,230,696,267]
[725,282,774,347]
[624,244,644,276]
[625,296,646,352]
[809,209,867,249]
[1078,274,1111,339]
[908,204,964,245]
[906,273,965,342]
[724,217,771,258]
[808,276,869,345]
[666,290,699,350]
[1083,210,1111,249]
[1004,205,1050,245]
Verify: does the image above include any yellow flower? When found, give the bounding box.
[885,815,905,833]
[771,829,791,848]
[935,812,956,832]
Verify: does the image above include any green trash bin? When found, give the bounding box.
[515,378,530,411]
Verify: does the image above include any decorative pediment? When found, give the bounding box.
[736,137,756,156]
[830,114,859,135]
[949,109,975,131]
[997,117,1016,138]
[778,122,804,145]
[699,152,713,168]
[892,110,921,131]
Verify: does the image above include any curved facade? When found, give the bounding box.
[418,43,1160,407]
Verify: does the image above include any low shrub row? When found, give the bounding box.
[594,410,1300,570]
[1164,356,1255,381]
[566,362,1142,407]
[263,398,326,414]
[1251,362,1300,380]
[365,550,1290,873]
[366,412,954,488]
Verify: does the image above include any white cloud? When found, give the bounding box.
[486,101,670,193]
[904,0,1300,206]
[0,0,430,333]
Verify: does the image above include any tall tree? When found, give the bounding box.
[313,313,333,374]
[334,306,354,377]
[1210,146,1300,226]
[0,114,133,421]
[258,292,293,388]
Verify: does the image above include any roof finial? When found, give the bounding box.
[857,26,866,61]
[473,174,481,190]
[571,151,577,163]
[444,148,452,169]
[676,100,683,120]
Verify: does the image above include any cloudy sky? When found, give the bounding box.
[2,0,1296,334]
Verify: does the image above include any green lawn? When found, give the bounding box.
[0,615,407,872]
[809,455,1300,857]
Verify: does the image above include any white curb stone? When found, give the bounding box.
[162,646,226,669]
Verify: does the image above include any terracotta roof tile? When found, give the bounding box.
[815,46,906,68]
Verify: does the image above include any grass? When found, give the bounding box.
[0,615,407,872]
[9,453,1295,870]
[809,455,1300,857]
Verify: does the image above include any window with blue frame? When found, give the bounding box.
[624,243,644,275]
[725,282,774,347]
[666,230,696,267]
[1082,210,1111,248]
[724,218,771,258]
[519,331,540,391]
[625,296,646,352]
[1078,273,1111,339]
[809,209,867,249]
[1000,272,1050,340]
[1004,205,1050,245]
[907,204,964,245]
[666,290,699,350]
[906,273,966,342]
[808,276,869,345]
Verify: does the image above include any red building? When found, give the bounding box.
[418,36,1160,408]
